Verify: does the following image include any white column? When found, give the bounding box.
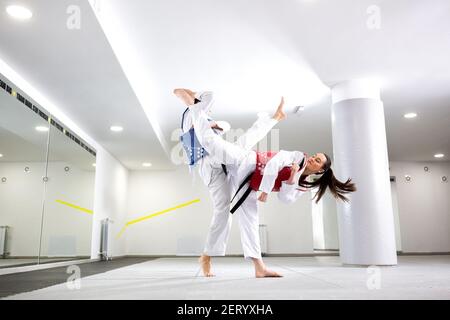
[90,147,129,259]
[331,79,397,265]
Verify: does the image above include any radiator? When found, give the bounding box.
[100,219,112,261]
[259,224,267,256]
[0,226,8,258]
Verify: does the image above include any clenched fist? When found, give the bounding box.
[258,192,268,202]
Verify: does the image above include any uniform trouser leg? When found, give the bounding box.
[203,168,232,256]
[190,105,276,260]
[190,106,250,166]
[235,115,277,151]
[234,190,262,260]
[200,116,277,257]
[185,105,277,152]
[190,105,278,168]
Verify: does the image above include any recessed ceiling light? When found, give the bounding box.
[0,154,3,158]
[110,126,123,132]
[142,163,152,167]
[404,113,417,119]
[92,163,96,167]
[434,153,445,158]
[35,126,49,132]
[6,5,33,20]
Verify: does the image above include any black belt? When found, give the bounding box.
[221,164,228,176]
[229,157,305,214]
[230,172,254,214]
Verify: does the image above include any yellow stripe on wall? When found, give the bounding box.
[55,200,93,215]
[116,198,200,238]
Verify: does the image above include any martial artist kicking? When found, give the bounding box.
[174,88,285,277]
[183,91,356,278]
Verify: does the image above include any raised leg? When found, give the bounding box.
[190,105,249,167]
[235,97,285,151]
[235,116,278,151]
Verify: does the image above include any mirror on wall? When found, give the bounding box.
[39,120,95,264]
[0,85,50,268]
[0,75,96,268]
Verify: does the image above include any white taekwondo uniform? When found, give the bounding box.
[189,102,307,259]
[182,91,278,257]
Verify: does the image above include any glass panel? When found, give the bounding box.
[0,86,50,268]
[38,117,95,265]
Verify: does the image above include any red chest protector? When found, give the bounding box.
[249,152,292,192]
[230,151,306,214]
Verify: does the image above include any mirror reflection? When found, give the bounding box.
[39,120,95,264]
[0,77,95,268]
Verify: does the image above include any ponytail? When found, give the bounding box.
[298,154,356,203]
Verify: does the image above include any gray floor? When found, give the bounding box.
[2,255,450,300]
[0,258,84,268]
[0,258,152,298]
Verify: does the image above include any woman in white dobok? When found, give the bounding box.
[176,88,356,278]
[174,88,286,277]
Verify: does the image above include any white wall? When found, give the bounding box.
[41,161,94,257]
[124,161,450,256]
[125,166,314,256]
[312,199,325,250]
[0,162,46,257]
[90,147,129,258]
[321,192,340,250]
[311,192,339,251]
[261,192,313,254]
[389,161,450,253]
[314,161,450,253]
[0,151,129,260]
[0,161,94,257]
[390,180,403,251]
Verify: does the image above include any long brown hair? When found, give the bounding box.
[299,154,356,203]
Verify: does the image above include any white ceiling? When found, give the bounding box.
[0,0,170,170]
[0,0,449,170]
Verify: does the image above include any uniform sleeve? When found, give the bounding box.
[194,91,215,111]
[259,150,304,194]
[278,181,306,204]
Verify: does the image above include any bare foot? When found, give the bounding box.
[272,97,286,121]
[255,268,283,278]
[174,89,195,106]
[199,255,215,277]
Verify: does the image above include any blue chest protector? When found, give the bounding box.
[180,108,210,166]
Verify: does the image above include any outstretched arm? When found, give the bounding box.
[235,97,284,151]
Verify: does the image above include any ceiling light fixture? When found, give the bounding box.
[142,163,152,167]
[110,126,123,132]
[404,113,417,119]
[35,126,49,132]
[6,5,33,20]
[434,153,444,159]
